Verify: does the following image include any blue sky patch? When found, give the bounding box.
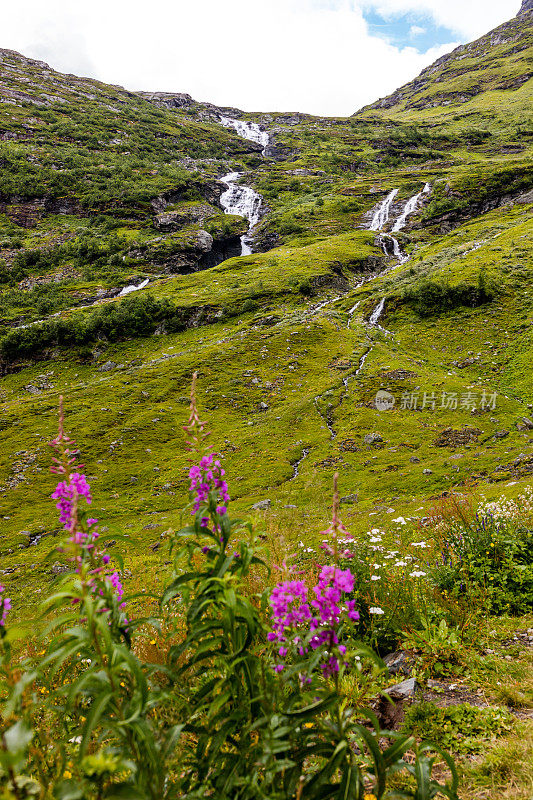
[362,7,460,51]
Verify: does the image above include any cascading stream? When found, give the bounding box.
[220,172,263,256]
[219,116,269,155]
[369,188,398,231]
[392,183,431,232]
[218,117,270,256]
[366,183,431,329]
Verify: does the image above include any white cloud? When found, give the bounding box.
[360,0,520,38]
[409,25,427,36]
[0,0,518,116]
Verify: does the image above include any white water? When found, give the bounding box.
[219,116,269,154]
[217,117,269,256]
[369,189,398,231]
[392,183,431,232]
[119,278,150,297]
[220,172,263,256]
[369,297,386,327]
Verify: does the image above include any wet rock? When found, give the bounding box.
[252,499,271,511]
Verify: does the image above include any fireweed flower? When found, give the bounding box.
[0,585,11,627]
[269,477,359,678]
[269,567,359,677]
[52,473,93,531]
[49,398,126,618]
[188,453,230,522]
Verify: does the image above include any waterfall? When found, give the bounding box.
[369,189,398,231]
[369,297,386,327]
[217,117,269,256]
[119,278,150,297]
[219,116,269,155]
[391,183,431,232]
[220,172,263,256]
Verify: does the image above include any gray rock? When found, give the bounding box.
[383,650,415,676]
[340,493,358,505]
[494,430,510,439]
[98,361,117,372]
[252,499,271,511]
[364,433,384,446]
[196,230,214,252]
[409,456,420,463]
[517,417,533,431]
[130,476,138,483]
[387,677,418,700]
[423,469,433,474]
[50,561,69,575]
[258,401,269,411]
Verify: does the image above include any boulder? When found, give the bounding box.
[364,433,384,446]
[252,500,271,511]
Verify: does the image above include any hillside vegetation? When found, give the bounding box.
[0,6,532,796]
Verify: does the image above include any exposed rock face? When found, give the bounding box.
[0,197,84,228]
[136,91,194,109]
[520,0,533,14]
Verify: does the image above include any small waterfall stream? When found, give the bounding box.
[365,183,431,328]
[218,117,269,256]
[369,188,398,231]
[219,116,269,154]
[220,172,263,256]
[392,183,431,232]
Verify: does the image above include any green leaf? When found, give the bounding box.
[4,720,33,754]
[53,779,86,800]
[79,687,114,757]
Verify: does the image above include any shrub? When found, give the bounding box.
[402,702,513,755]
[0,294,195,362]
[401,270,495,316]
[428,491,533,615]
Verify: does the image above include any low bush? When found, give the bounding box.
[402,702,513,755]
[401,270,495,316]
[429,493,533,615]
[0,294,195,362]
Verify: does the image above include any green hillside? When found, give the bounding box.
[0,5,532,596]
[1,4,533,798]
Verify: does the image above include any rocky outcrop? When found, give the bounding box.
[0,197,84,228]
[136,91,194,109]
[519,0,533,14]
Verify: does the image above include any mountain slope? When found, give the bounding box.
[0,5,532,618]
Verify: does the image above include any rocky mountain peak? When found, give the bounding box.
[519,0,533,14]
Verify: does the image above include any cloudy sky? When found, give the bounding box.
[2,0,521,115]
